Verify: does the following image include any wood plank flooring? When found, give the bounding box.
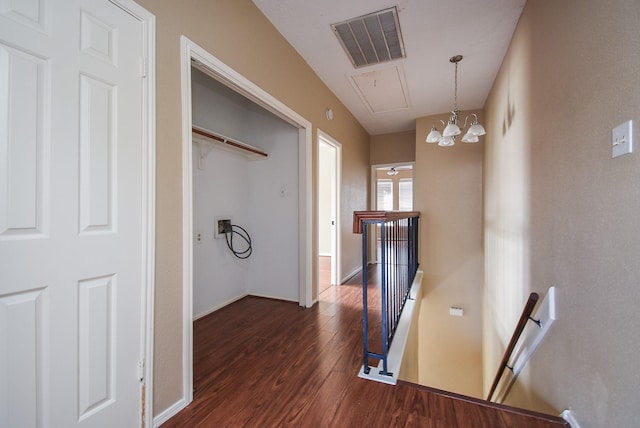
[161,265,568,427]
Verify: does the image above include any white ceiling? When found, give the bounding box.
[252,0,526,136]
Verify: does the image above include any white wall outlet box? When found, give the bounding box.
[449,307,464,317]
[214,216,232,239]
[612,120,633,158]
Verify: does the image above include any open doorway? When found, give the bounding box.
[370,163,414,263]
[180,36,313,408]
[318,131,341,294]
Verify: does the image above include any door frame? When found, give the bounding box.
[179,36,313,408]
[108,1,156,426]
[317,131,341,287]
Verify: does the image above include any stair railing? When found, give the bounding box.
[353,210,420,377]
[486,292,540,401]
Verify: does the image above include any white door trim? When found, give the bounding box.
[178,36,313,411]
[108,1,155,426]
[317,130,342,288]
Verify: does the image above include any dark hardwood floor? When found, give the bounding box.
[161,265,568,427]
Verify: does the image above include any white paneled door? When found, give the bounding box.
[0,1,149,427]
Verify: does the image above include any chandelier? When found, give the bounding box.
[425,55,486,147]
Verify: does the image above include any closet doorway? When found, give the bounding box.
[180,37,313,407]
[318,131,341,293]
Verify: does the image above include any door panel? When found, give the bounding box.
[78,74,115,234]
[0,287,47,427]
[0,1,146,426]
[0,40,48,238]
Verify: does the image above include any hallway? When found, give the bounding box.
[162,266,567,427]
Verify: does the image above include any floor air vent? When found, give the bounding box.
[331,7,405,68]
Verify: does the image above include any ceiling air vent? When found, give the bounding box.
[331,7,405,68]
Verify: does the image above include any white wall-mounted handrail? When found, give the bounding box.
[488,287,556,403]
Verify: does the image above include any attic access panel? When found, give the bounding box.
[331,7,406,68]
[350,65,410,113]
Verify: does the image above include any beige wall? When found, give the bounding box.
[484,0,640,425]
[414,111,484,398]
[135,0,370,415]
[370,130,416,165]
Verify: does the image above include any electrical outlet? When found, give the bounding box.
[195,232,202,244]
[449,307,464,317]
[612,120,633,158]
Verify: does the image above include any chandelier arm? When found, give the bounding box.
[462,113,478,128]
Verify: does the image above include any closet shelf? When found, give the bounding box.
[192,125,269,160]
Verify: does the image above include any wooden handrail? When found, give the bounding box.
[352,210,420,234]
[192,125,269,158]
[486,292,539,401]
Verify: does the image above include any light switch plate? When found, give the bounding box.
[612,120,633,158]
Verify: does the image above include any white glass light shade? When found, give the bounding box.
[426,127,442,143]
[443,122,461,137]
[468,123,486,136]
[461,131,479,143]
[438,135,455,147]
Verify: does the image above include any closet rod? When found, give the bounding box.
[192,126,268,158]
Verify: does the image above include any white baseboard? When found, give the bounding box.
[192,293,248,321]
[192,292,300,321]
[153,398,188,427]
[193,292,303,323]
[248,292,298,303]
[358,270,423,386]
[341,266,361,284]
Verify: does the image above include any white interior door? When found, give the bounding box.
[0,1,147,426]
[318,133,341,286]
